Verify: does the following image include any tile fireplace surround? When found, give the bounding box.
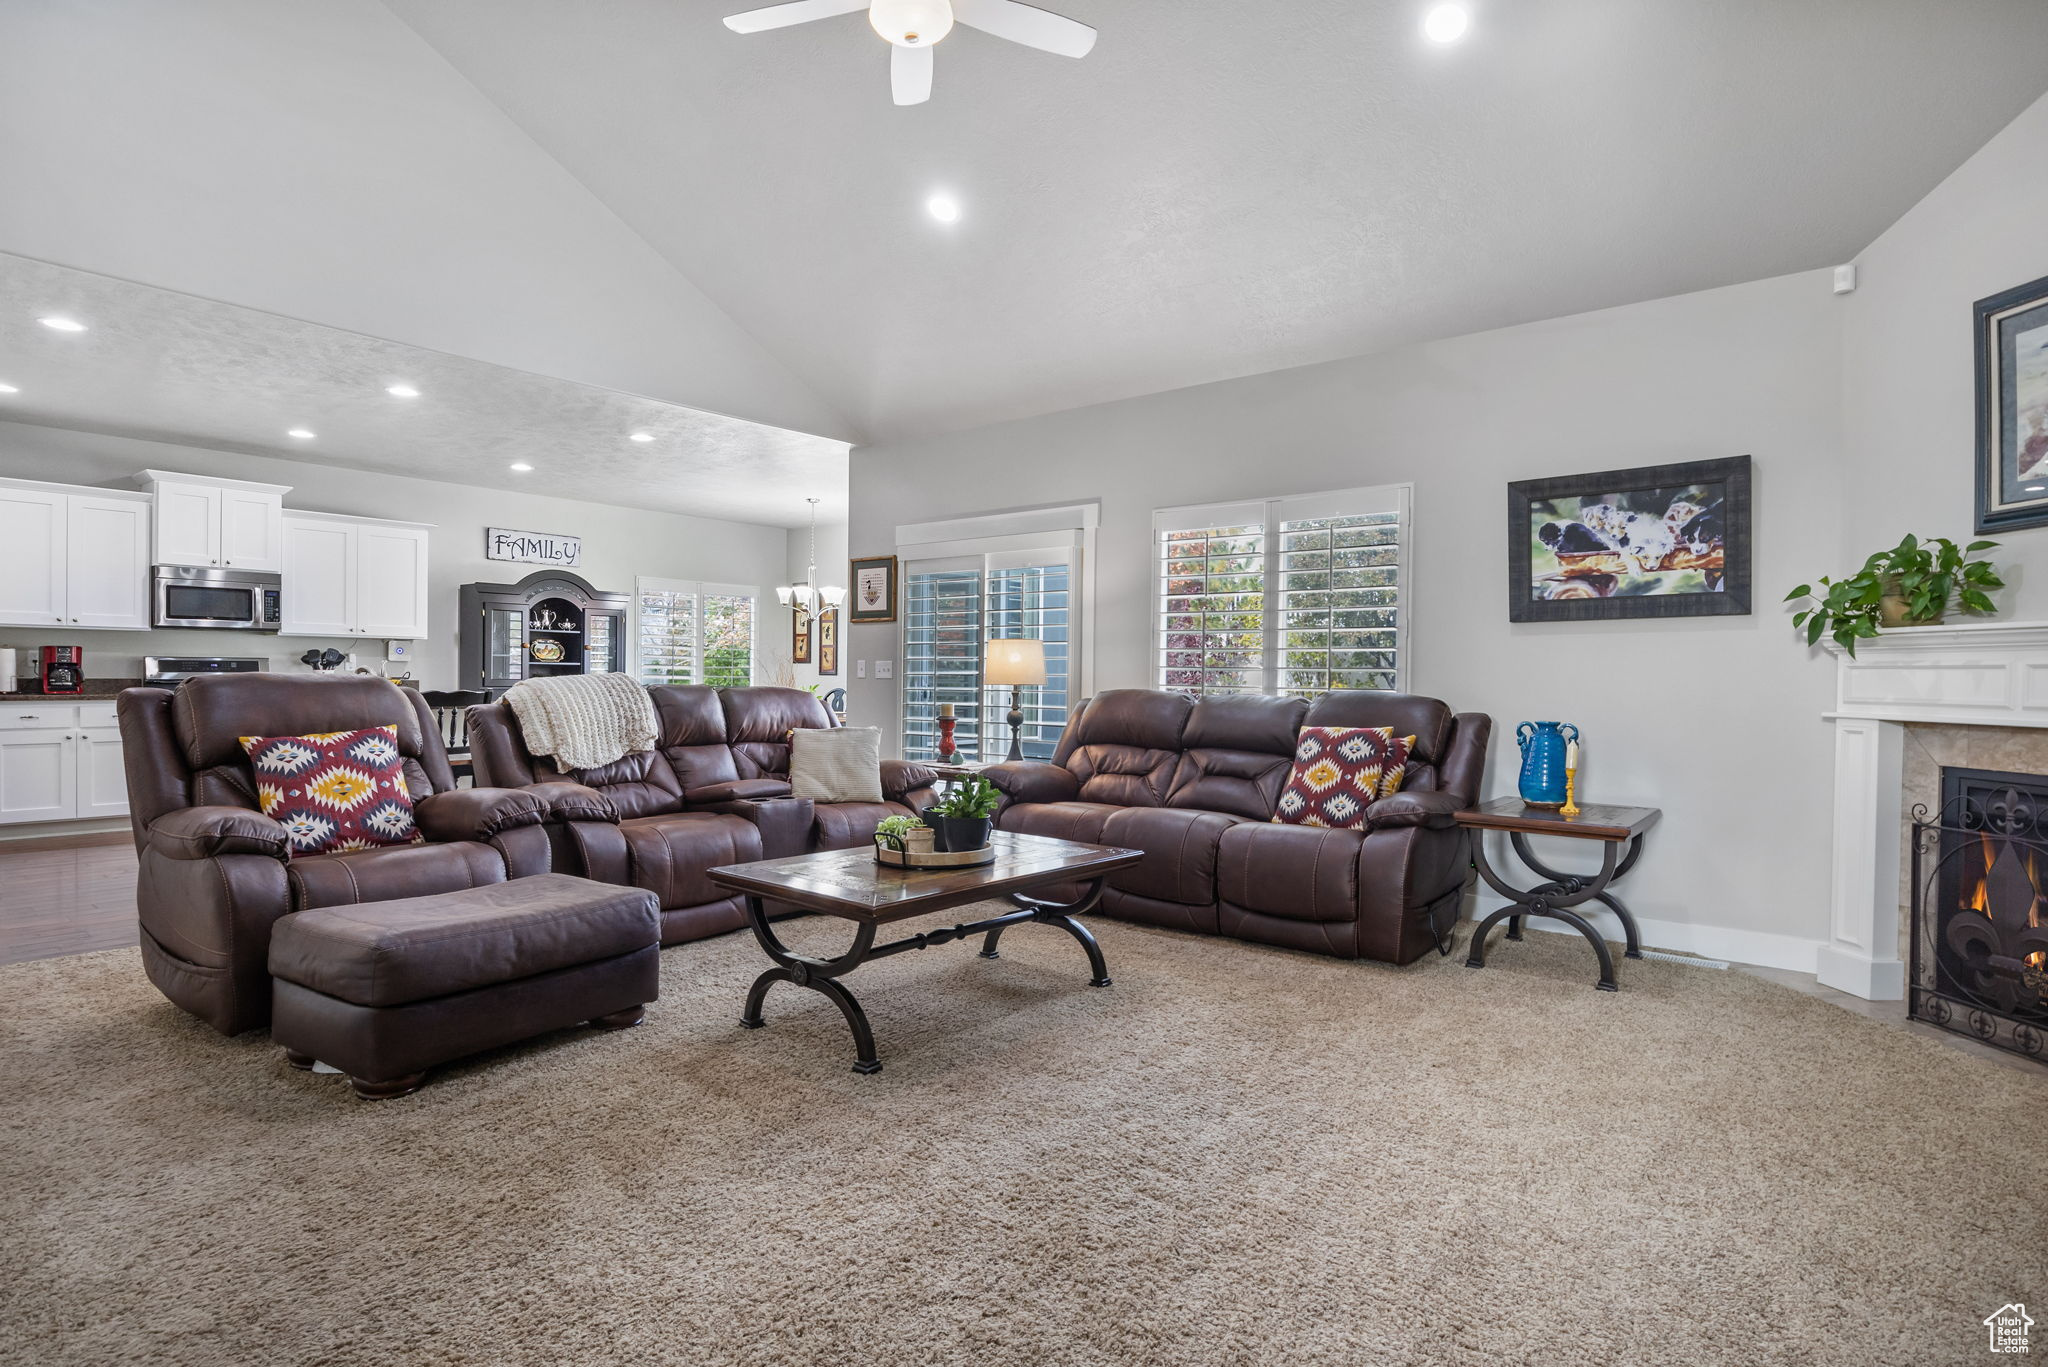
[1824,620,2048,1000]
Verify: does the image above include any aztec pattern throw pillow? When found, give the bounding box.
[238,725,422,857]
[1272,726,1397,830]
[1379,734,1418,799]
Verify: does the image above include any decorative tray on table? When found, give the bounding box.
[874,845,997,870]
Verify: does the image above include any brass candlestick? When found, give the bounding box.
[1560,768,1582,819]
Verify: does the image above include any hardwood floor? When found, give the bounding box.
[0,840,138,965]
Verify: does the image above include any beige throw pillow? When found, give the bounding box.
[789,727,885,804]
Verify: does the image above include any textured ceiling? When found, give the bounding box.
[383,0,2048,441]
[0,254,849,527]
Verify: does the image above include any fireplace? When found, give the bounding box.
[1909,767,2048,1061]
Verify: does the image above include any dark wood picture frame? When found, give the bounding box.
[817,608,839,677]
[1975,271,2048,534]
[849,554,899,624]
[1507,455,1752,623]
[791,611,812,665]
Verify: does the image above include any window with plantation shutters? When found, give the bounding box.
[901,547,1077,763]
[1156,486,1409,699]
[634,578,756,687]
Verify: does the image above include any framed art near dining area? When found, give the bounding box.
[1507,455,1751,622]
[1975,272,2048,533]
[849,555,898,624]
[791,611,812,665]
[817,608,839,677]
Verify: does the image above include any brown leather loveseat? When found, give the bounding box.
[465,685,940,944]
[118,674,554,1034]
[985,688,1491,964]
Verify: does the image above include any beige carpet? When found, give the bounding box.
[3,911,2043,1367]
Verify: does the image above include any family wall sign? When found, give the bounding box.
[485,527,582,567]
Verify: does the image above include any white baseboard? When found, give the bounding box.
[1472,896,1825,976]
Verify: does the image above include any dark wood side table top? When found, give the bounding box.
[708,831,1142,926]
[1454,797,1662,843]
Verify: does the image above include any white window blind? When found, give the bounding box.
[901,547,1076,763]
[1156,485,1408,699]
[635,578,756,687]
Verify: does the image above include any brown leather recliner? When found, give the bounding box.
[464,684,941,944]
[984,688,1491,964]
[118,674,555,1036]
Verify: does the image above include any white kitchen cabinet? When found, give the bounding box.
[0,703,131,825]
[0,479,150,630]
[65,495,152,630]
[0,727,79,824]
[280,511,430,640]
[135,471,289,571]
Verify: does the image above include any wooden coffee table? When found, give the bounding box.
[1455,798,1662,992]
[707,831,1142,1074]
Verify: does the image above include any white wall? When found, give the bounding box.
[0,0,848,442]
[0,423,791,691]
[849,271,1848,962]
[1843,90,2048,596]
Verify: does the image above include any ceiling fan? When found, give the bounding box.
[723,0,1096,106]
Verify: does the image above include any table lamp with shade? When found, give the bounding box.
[985,639,1046,762]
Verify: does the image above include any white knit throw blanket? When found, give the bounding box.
[504,672,658,772]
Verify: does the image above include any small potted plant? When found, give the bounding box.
[1786,533,2003,656]
[873,813,932,858]
[922,776,1001,853]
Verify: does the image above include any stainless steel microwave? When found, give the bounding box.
[152,565,283,632]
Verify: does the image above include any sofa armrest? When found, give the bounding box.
[412,787,548,843]
[699,795,816,859]
[146,806,290,861]
[879,760,939,800]
[525,781,619,824]
[979,761,1079,805]
[686,778,793,804]
[1365,790,1465,830]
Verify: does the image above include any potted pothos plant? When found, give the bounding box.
[1786,533,2003,656]
[922,776,1001,853]
[873,813,932,856]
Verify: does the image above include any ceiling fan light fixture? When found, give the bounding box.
[871,0,953,46]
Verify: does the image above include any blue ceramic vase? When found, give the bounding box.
[1516,720,1579,807]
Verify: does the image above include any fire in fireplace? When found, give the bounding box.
[1911,767,2048,1061]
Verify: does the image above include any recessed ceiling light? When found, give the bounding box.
[629,431,655,443]
[386,383,420,398]
[0,383,18,394]
[509,462,534,472]
[926,193,961,224]
[287,428,316,440]
[38,316,87,333]
[1423,4,1471,43]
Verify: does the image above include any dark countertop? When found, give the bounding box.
[2,679,143,702]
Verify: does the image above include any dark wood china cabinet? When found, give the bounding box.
[457,569,629,696]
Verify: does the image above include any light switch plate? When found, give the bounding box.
[856,660,867,679]
[875,660,894,680]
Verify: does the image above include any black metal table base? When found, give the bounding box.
[738,876,1112,1074]
[1464,831,1644,991]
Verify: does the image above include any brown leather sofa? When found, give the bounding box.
[465,685,940,944]
[118,674,554,1035]
[984,688,1491,964]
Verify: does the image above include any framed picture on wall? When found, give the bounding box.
[791,611,812,665]
[817,608,839,676]
[1507,455,1752,622]
[849,554,898,624]
[1975,272,2048,533]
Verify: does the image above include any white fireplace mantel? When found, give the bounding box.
[1821,620,2048,1000]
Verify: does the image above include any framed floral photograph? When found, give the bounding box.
[1508,455,1752,622]
[849,554,898,624]
[1975,272,2048,533]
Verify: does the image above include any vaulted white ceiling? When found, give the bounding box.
[5,0,2048,459]
[386,0,2048,440]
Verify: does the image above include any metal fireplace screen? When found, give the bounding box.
[1910,767,2048,1062]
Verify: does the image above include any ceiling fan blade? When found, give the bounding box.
[950,0,1095,57]
[723,0,868,35]
[891,42,933,105]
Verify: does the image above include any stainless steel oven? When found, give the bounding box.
[152,565,283,631]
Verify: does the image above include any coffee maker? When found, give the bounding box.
[39,646,84,694]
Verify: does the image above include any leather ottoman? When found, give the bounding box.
[268,873,661,1099]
